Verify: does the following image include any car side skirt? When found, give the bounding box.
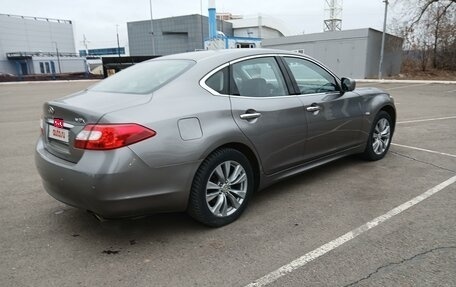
[258,144,365,190]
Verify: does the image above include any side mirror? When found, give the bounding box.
[341,77,356,92]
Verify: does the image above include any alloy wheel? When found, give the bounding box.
[205,161,248,217]
[372,118,391,155]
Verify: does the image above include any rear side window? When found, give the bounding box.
[231,57,288,97]
[91,59,194,94]
[205,66,229,95]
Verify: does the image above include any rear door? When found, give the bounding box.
[282,56,364,160]
[228,56,308,175]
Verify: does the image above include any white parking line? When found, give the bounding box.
[385,83,430,91]
[391,143,456,158]
[245,175,456,287]
[397,115,456,124]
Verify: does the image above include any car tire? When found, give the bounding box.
[188,148,254,227]
[362,111,393,161]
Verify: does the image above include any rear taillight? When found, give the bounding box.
[74,124,156,150]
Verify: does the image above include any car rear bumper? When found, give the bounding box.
[35,137,200,218]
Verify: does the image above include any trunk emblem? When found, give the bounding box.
[54,118,64,128]
[74,117,86,124]
[48,106,55,115]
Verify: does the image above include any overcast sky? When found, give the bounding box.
[2,0,399,51]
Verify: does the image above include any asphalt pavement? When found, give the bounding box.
[0,81,455,287]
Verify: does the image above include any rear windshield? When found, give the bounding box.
[90,59,194,94]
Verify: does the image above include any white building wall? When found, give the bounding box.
[32,56,86,74]
[233,27,283,39]
[228,16,290,38]
[0,14,76,57]
[0,14,80,75]
[0,61,15,74]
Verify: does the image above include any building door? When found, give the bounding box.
[20,62,28,75]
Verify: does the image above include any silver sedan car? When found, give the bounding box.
[35,49,395,227]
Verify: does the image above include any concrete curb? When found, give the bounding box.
[0,79,100,85]
[356,79,456,84]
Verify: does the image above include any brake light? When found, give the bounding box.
[75,124,156,150]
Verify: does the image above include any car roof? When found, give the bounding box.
[151,48,339,80]
[158,48,305,63]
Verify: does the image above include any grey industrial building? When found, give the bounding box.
[128,14,233,56]
[262,28,403,79]
[0,14,86,76]
[128,14,403,78]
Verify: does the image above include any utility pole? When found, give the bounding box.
[116,24,121,58]
[378,0,389,79]
[200,0,204,49]
[52,41,61,73]
[81,34,89,56]
[258,14,262,38]
[149,0,156,55]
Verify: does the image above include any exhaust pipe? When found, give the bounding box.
[88,210,107,222]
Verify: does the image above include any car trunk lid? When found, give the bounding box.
[42,90,152,163]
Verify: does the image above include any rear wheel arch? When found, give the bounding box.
[188,145,258,226]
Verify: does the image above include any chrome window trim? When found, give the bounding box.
[199,53,341,99]
[281,54,342,95]
[199,62,230,96]
[200,54,283,97]
[228,53,281,65]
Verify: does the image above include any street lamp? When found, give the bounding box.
[378,0,389,79]
[149,0,156,55]
[116,24,121,58]
[52,41,62,74]
[200,0,204,48]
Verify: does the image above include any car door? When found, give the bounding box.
[228,56,308,175]
[282,56,364,160]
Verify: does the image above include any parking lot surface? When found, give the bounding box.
[1,81,455,286]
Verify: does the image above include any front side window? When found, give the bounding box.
[231,57,288,97]
[91,59,194,94]
[284,57,339,94]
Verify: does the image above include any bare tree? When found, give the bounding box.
[392,0,456,70]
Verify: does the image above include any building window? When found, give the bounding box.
[45,62,50,73]
[236,43,255,49]
[40,62,45,74]
[50,62,56,74]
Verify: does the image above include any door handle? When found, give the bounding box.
[240,112,262,120]
[306,105,321,112]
